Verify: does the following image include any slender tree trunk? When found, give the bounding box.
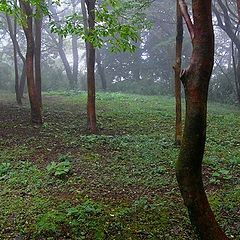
[232,44,240,104]
[72,35,79,88]
[6,14,22,105]
[34,8,43,107]
[174,0,183,145]
[132,41,141,81]
[20,0,42,125]
[71,0,79,89]
[176,0,229,239]
[96,49,107,90]
[19,61,26,98]
[86,0,97,133]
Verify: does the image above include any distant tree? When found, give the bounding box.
[51,0,151,132]
[213,0,240,104]
[48,1,80,90]
[6,13,22,105]
[176,0,229,239]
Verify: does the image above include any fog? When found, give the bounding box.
[0,0,239,105]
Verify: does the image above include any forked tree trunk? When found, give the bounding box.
[20,0,42,125]
[86,0,97,133]
[174,0,183,145]
[176,0,229,239]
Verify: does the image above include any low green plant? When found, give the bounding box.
[210,168,232,184]
[36,210,66,236]
[47,160,71,177]
[0,162,11,180]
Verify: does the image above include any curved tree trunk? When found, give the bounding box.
[176,0,229,239]
[6,14,22,105]
[20,0,42,126]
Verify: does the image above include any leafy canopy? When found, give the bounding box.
[50,0,152,52]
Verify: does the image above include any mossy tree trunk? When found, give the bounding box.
[176,0,229,239]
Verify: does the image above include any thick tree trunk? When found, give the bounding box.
[86,0,97,133]
[174,0,183,145]
[96,49,107,91]
[34,9,43,107]
[20,0,42,125]
[176,0,229,239]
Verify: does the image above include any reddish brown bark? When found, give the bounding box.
[174,0,183,145]
[34,7,43,108]
[20,0,42,125]
[86,0,97,133]
[176,1,229,239]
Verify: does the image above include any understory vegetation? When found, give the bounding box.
[0,92,239,239]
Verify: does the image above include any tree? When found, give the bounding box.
[6,14,22,105]
[213,0,240,104]
[173,0,183,145]
[85,0,97,133]
[19,0,43,125]
[176,0,229,239]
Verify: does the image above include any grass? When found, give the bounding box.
[0,91,239,239]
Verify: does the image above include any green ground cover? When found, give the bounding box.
[0,92,239,239]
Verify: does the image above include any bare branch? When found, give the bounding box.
[178,0,194,40]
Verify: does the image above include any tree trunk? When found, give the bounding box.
[176,0,229,239]
[34,7,43,107]
[232,45,240,104]
[72,0,79,89]
[6,14,22,105]
[19,61,26,98]
[132,41,141,81]
[72,35,79,89]
[96,49,107,91]
[174,0,183,145]
[20,0,42,125]
[86,0,97,133]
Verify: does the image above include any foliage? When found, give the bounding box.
[50,0,152,52]
[0,163,11,180]
[47,156,72,177]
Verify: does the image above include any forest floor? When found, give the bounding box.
[0,91,239,240]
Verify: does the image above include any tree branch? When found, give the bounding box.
[178,0,194,40]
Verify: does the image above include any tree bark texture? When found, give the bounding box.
[176,0,229,239]
[20,0,42,125]
[174,0,183,145]
[86,0,97,133]
[34,7,43,107]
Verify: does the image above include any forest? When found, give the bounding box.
[0,0,239,239]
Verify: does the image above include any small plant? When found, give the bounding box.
[36,210,66,236]
[0,162,11,180]
[47,160,71,177]
[210,168,232,184]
